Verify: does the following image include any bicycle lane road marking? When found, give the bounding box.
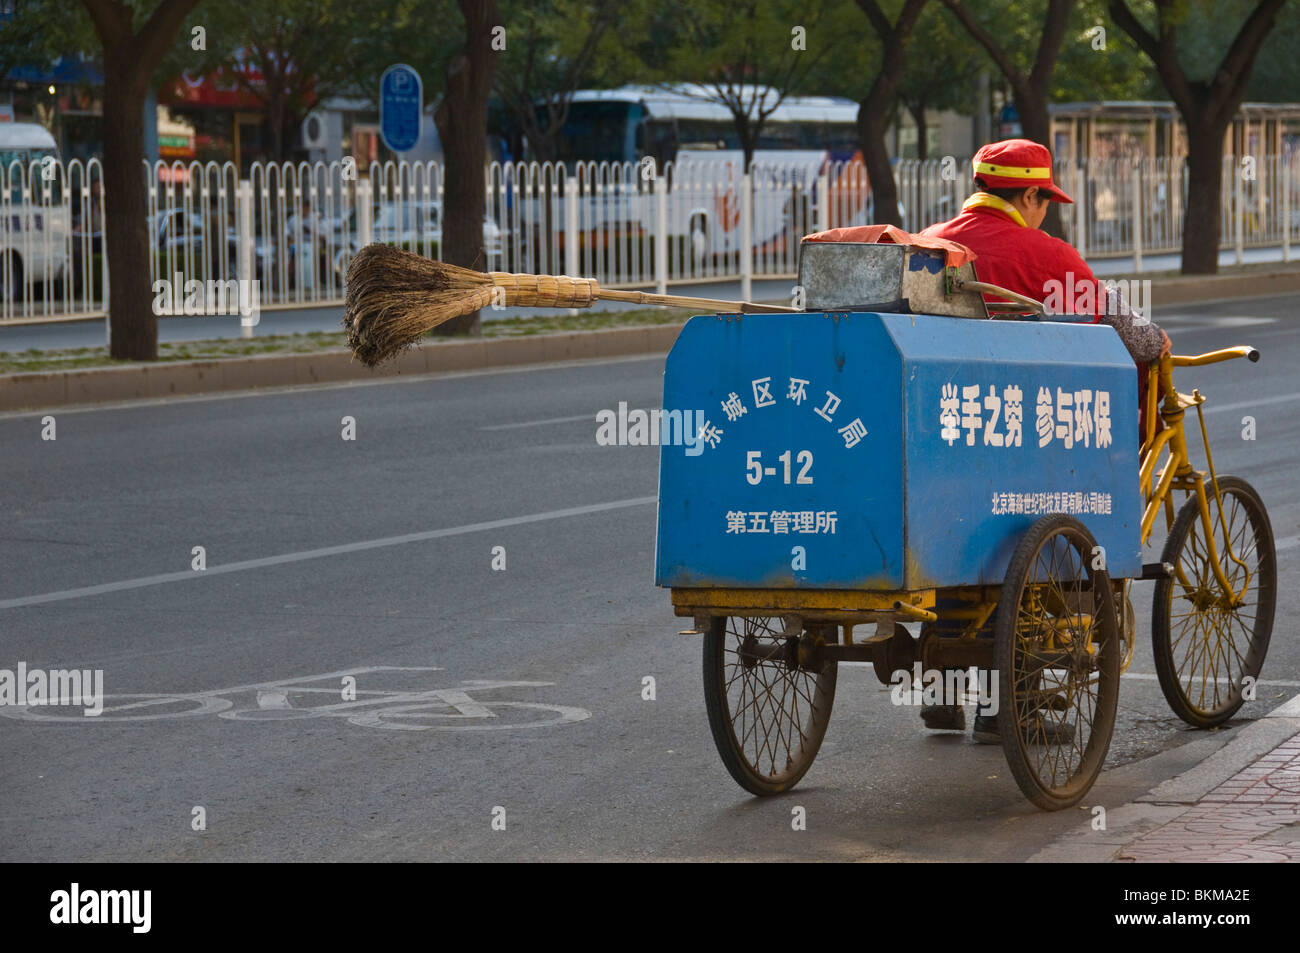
[0,668,591,730]
[0,665,442,720]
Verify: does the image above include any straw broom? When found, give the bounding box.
[343,243,798,367]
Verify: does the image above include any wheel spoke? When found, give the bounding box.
[713,615,834,788]
[1002,519,1118,805]
[1154,482,1275,725]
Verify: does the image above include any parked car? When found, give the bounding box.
[0,122,70,303]
[148,208,275,280]
[332,201,503,280]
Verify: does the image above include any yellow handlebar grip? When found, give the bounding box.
[1170,346,1260,367]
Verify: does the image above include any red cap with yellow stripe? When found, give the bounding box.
[971,138,1073,204]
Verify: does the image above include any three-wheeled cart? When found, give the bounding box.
[655,242,1276,809]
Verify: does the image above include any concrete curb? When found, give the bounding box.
[0,322,686,412]
[1138,692,1300,804]
[1114,266,1300,306]
[4,264,1299,412]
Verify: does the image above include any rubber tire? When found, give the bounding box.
[995,514,1121,811]
[1152,475,1276,728]
[702,615,837,796]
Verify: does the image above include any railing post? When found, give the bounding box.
[1075,162,1087,258]
[356,177,373,249]
[565,177,579,315]
[564,177,579,275]
[1234,156,1244,265]
[740,171,753,303]
[1283,155,1292,263]
[237,178,254,338]
[1132,159,1143,273]
[654,171,667,295]
[816,170,830,234]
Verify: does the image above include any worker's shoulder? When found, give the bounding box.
[1019,228,1091,267]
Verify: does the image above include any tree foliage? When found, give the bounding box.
[492,0,622,162]
[162,0,371,161]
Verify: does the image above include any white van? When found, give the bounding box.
[0,122,71,304]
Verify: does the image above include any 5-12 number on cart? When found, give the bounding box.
[745,450,813,485]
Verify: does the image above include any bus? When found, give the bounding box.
[525,85,869,268]
[547,83,861,168]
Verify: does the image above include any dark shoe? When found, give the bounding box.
[973,713,1076,745]
[921,703,966,731]
[972,714,1001,744]
[1030,717,1076,745]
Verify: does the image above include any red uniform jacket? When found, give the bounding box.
[918,202,1100,317]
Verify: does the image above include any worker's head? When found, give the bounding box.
[973,180,1052,229]
[971,139,1072,230]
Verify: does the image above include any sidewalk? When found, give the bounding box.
[1117,730,1300,861]
[1032,693,1300,862]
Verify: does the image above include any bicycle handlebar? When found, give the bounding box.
[1169,346,1260,367]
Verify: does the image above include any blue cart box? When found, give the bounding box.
[654,311,1142,591]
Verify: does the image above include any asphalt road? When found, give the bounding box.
[1,292,1297,861]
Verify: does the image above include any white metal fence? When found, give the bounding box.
[1,153,1296,323]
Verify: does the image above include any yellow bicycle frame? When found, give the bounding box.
[1138,347,1258,606]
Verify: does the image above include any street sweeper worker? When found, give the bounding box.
[917,138,1166,745]
[919,138,1170,367]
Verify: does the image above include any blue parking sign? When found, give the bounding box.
[379,63,422,153]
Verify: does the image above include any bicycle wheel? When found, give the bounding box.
[995,514,1121,810]
[1152,475,1276,728]
[702,615,837,796]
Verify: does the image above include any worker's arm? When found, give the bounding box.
[1099,285,1170,362]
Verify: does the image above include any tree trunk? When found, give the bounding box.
[1182,122,1225,275]
[82,0,200,361]
[1012,91,1065,238]
[938,0,1072,237]
[268,94,285,163]
[858,91,901,227]
[852,0,927,229]
[909,102,928,161]
[433,0,500,336]
[101,60,155,360]
[1015,92,1049,148]
[1104,0,1285,273]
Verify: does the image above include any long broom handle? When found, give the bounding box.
[484,271,798,313]
[486,271,1041,316]
[595,287,798,313]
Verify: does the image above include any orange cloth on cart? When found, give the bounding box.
[801,224,977,269]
